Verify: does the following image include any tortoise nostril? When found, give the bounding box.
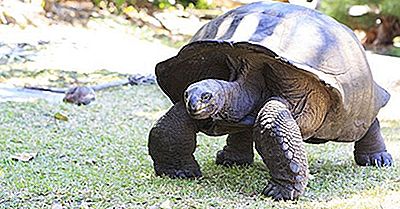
[189,101,197,111]
[187,96,199,111]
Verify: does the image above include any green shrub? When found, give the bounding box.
[320,0,400,29]
[93,0,213,12]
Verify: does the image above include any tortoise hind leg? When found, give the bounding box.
[216,130,254,167]
[354,119,393,167]
[148,102,201,178]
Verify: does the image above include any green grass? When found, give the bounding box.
[0,85,399,208]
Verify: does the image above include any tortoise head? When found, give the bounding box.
[184,79,225,119]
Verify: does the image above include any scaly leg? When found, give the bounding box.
[148,102,201,178]
[254,98,308,200]
[216,130,254,167]
[354,119,393,167]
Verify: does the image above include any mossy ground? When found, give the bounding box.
[0,85,399,208]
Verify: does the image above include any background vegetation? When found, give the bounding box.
[94,0,400,18]
[319,0,400,29]
[84,0,400,54]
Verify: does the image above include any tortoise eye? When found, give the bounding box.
[201,92,212,101]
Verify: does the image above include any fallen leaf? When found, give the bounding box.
[160,199,172,209]
[148,205,159,209]
[85,158,96,165]
[54,112,68,121]
[51,202,63,209]
[11,152,38,162]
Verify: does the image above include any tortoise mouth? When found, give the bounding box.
[188,106,213,119]
[186,103,218,119]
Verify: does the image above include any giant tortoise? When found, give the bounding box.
[148,1,393,200]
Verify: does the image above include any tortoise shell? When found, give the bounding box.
[155,1,390,142]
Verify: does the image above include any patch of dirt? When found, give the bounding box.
[0,21,178,75]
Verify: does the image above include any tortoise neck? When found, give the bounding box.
[214,78,261,122]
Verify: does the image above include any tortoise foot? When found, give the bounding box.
[215,149,253,167]
[355,151,393,167]
[354,119,393,167]
[154,164,202,179]
[262,181,301,201]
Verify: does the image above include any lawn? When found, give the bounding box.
[0,85,399,208]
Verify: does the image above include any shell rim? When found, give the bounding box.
[155,40,340,104]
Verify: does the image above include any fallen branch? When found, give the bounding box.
[24,74,156,106]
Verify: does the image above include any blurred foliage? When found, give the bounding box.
[154,0,214,9]
[379,0,400,17]
[387,47,400,57]
[94,0,214,13]
[320,0,400,29]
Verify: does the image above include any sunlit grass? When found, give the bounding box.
[0,85,399,208]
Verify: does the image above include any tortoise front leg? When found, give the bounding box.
[254,98,308,200]
[216,130,254,167]
[148,102,201,178]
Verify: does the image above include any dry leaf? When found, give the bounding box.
[11,152,38,162]
[148,205,159,209]
[51,202,63,209]
[54,112,68,121]
[160,200,172,209]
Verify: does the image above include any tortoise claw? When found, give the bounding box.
[155,164,202,179]
[262,181,299,201]
[355,151,393,167]
[215,150,253,167]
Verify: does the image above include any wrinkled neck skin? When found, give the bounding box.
[213,75,262,122]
